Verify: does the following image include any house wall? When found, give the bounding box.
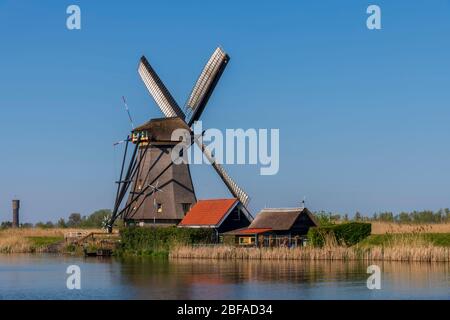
[217,206,251,234]
[288,211,317,236]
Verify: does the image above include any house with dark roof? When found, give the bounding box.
[223,207,318,247]
[178,199,253,237]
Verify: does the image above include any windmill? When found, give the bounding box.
[107,47,250,232]
[149,181,163,225]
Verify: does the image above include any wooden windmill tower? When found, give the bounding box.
[108,47,250,231]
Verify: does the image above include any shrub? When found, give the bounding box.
[307,222,371,247]
[118,226,215,256]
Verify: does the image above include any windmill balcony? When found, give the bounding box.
[132,131,149,144]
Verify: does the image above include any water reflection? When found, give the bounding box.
[0,254,448,299]
[117,258,449,299]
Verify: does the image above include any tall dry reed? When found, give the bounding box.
[170,244,449,262]
[371,222,450,234]
[0,228,105,253]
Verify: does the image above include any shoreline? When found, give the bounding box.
[1,226,450,262]
[1,245,449,263]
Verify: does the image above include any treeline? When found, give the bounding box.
[370,209,450,223]
[314,208,450,224]
[0,209,113,229]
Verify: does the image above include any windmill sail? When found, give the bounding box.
[186,47,229,126]
[195,140,250,208]
[138,56,186,119]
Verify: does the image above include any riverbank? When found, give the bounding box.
[0,228,104,253]
[2,226,450,261]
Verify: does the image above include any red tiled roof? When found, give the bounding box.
[179,199,238,226]
[235,228,272,235]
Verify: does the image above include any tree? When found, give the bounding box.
[81,209,112,228]
[21,223,33,228]
[397,212,410,223]
[354,212,362,221]
[35,221,54,229]
[313,211,334,226]
[45,221,54,228]
[378,212,394,222]
[0,221,12,229]
[67,213,82,227]
[57,218,67,228]
[35,221,46,228]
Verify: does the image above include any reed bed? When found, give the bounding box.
[170,234,450,262]
[170,245,449,262]
[371,222,450,234]
[0,235,34,253]
[0,228,104,238]
[0,228,105,253]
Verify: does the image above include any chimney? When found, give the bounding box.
[12,200,20,228]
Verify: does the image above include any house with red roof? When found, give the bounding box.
[178,198,253,235]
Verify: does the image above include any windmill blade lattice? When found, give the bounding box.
[138,56,186,119]
[185,47,229,126]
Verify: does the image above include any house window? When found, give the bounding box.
[239,236,255,245]
[156,203,163,213]
[182,203,191,215]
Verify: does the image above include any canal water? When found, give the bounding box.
[0,254,448,299]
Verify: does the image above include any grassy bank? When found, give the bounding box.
[3,225,450,261]
[0,228,103,253]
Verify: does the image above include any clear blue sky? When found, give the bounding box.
[1,0,450,223]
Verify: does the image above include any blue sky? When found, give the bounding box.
[1,0,450,223]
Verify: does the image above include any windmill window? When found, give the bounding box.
[156,203,163,213]
[182,203,191,215]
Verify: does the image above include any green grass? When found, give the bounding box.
[358,233,450,247]
[26,236,64,248]
[423,233,450,246]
